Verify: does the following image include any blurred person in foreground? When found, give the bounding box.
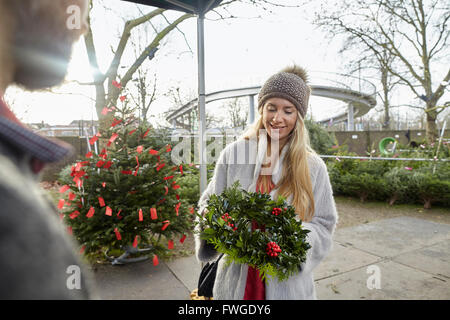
[0,0,95,299]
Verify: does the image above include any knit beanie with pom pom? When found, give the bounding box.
[258,65,311,118]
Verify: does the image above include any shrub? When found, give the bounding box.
[384,167,414,205]
[408,164,450,208]
[328,153,389,201]
[324,149,450,208]
[338,172,387,202]
[305,119,336,154]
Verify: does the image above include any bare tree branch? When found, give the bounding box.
[118,13,194,95]
[313,0,449,141]
[104,8,165,82]
[161,13,193,54]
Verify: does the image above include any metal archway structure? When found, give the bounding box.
[166,84,377,129]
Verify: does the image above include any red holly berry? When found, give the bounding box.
[266,241,281,257]
[271,207,282,216]
[221,213,237,231]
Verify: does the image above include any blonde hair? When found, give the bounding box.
[243,109,316,222]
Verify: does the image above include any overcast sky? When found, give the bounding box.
[4,0,448,127]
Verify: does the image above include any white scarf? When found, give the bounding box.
[247,133,291,201]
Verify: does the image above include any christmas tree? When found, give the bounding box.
[58,84,192,264]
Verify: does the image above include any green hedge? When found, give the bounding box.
[325,143,450,209]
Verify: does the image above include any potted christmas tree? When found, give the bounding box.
[58,84,192,265]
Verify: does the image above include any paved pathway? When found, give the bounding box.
[93,216,450,300]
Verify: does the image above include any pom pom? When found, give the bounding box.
[281,65,309,83]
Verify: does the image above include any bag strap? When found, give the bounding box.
[201,253,224,270]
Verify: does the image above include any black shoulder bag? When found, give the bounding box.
[197,253,224,298]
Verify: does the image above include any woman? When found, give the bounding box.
[195,65,338,300]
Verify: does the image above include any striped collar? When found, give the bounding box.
[0,96,73,173]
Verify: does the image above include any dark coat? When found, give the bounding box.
[0,99,94,299]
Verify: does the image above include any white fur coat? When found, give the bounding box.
[195,134,338,300]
